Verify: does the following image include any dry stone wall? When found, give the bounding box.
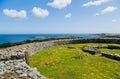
[1,38,120,56]
[102,52,120,60]
[82,46,101,54]
[0,38,120,78]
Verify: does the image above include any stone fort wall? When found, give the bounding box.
[0,38,120,78]
[1,38,120,56]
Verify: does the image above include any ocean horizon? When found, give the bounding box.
[0,34,101,44]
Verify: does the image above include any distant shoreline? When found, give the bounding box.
[0,33,120,49]
[0,34,102,44]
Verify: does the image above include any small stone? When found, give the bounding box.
[20,73,27,77]
[28,72,34,78]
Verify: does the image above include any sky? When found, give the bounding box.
[0,0,120,34]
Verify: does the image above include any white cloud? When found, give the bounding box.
[95,6,118,16]
[83,0,109,7]
[3,9,27,18]
[32,7,49,18]
[94,13,100,16]
[101,6,117,14]
[65,13,72,18]
[112,19,117,22]
[48,0,72,9]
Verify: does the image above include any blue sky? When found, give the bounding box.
[0,0,119,34]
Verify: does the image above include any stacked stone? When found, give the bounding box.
[0,51,24,61]
[107,45,120,49]
[0,59,46,79]
[0,49,46,79]
[83,45,120,61]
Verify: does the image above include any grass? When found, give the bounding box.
[29,43,120,79]
[100,48,120,54]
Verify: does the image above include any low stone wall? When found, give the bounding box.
[82,46,100,54]
[82,45,120,60]
[1,38,120,56]
[107,45,120,49]
[0,59,46,79]
[0,48,46,79]
[102,52,120,60]
[0,38,120,78]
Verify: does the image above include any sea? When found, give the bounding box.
[0,34,101,44]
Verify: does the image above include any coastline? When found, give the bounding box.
[0,34,102,44]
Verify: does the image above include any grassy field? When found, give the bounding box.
[30,43,120,79]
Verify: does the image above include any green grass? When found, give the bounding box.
[30,43,120,79]
[100,48,120,54]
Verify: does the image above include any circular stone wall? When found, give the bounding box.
[0,38,120,78]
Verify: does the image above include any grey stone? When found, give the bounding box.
[102,52,120,60]
[82,46,100,54]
